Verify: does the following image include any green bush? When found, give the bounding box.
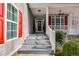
[54,39,79,56]
[56,31,64,44]
[54,31,65,56]
[62,39,79,56]
[55,49,63,56]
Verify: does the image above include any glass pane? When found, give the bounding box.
[61,25,64,29]
[7,22,11,30]
[15,8,17,15]
[14,15,17,22]
[7,31,11,39]
[61,17,64,25]
[56,17,60,25]
[52,16,55,25]
[10,31,13,38]
[56,25,60,29]
[12,7,17,22]
[14,24,17,30]
[13,31,17,37]
[12,14,14,21]
[7,3,11,11]
[14,7,17,15]
[11,23,13,30]
[12,5,14,14]
[7,11,12,20]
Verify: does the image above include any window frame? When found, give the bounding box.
[5,3,19,42]
[51,15,67,31]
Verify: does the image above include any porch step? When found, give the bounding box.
[18,34,52,54]
[23,40,50,45]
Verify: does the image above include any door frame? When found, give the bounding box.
[35,18,44,33]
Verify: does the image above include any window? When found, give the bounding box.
[7,3,17,40]
[51,15,67,30]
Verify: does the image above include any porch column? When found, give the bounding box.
[46,7,49,34]
[46,7,55,54]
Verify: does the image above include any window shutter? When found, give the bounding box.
[65,16,68,29]
[0,3,5,44]
[48,16,51,26]
[18,11,22,38]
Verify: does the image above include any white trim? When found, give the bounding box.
[35,18,44,33]
[7,20,17,24]
[4,3,7,42]
[17,8,19,39]
[6,37,18,43]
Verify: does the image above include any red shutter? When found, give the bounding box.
[65,16,68,29]
[0,3,5,44]
[48,16,51,25]
[18,11,22,38]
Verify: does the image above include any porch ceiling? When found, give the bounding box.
[28,3,79,16]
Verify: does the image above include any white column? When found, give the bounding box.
[46,7,55,54]
[46,7,49,34]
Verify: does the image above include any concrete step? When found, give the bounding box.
[18,51,51,54]
[18,34,52,54]
[19,45,52,50]
[23,40,50,45]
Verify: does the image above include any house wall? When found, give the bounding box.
[0,3,31,56]
[27,5,34,34]
[49,7,79,35]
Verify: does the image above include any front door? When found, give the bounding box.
[38,21,41,31]
[35,20,44,33]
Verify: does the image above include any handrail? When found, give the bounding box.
[46,25,55,53]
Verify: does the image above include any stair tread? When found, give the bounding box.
[18,34,52,53]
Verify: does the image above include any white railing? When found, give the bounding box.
[46,25,55,53]
[46,7,55,53]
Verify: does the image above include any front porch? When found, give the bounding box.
[0,3,79,56]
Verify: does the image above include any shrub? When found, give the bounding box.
[55,49,63,56]
[54,39,79,56]
[62,39,79,56]
[56,31,65,44]
[54,31,65,56]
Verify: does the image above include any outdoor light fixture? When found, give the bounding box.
[58,10,64,15]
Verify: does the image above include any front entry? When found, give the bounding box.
[35,18,44,33]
